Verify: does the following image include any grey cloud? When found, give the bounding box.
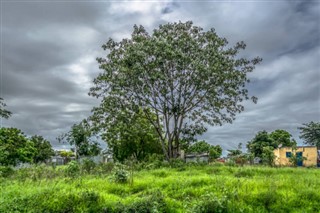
[3,2,108,29]
[162,2,319,62]
[202,46,319,151]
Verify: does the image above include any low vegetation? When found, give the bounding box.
[1,162,319,212]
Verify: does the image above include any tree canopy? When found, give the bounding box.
[90,21,262,160]
[187,140,222,160]
[30,135,54,164]
[0,128,35,166]
[0,128,55,166]
[269,129,296,147]
[0,98,12,119]
[298,121,320,148]
[59,120,101,158]
[92,108,162,162]
[247,130,296,158]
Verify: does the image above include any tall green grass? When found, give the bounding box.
[1,164,319,212]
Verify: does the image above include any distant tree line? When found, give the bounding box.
[0,128,54,166]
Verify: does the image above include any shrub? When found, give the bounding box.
[110,163,129,183]
[170,159,185,168]
[81,158,96,174]
[65,160,80,177]
[95,162,114,175]
[0,166,14,178]
[127,190,167,213]
[191,193,228,213]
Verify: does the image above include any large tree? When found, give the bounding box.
[298,121,320,148]
[90,21,261,160]
[0,98,11,119]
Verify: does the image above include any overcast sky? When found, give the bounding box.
[1,0,319,152]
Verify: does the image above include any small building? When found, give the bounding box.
[273,146,318,167]
[185,153,209,163]
[253,157,262,164]
[51,156,66,165]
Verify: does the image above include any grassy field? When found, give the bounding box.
[1,163,320,213]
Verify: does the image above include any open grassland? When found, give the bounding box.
[1,164,320,213]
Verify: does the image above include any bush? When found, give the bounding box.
[81,158,96,174]
[127,190,167,213]
[191,193,228,213]
[110,163,129,183]
[65,160,80,177]
[0,166,14,177]
[170,159,185,168]
[95,162,114,175]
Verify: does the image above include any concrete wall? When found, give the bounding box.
[274,146,317,167]
[185,154,209,163]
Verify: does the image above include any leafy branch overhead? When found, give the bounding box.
[0,98,12,119]
[90,21,262,160]
[298,121,320,148]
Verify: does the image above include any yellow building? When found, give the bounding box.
[273,146,318,167]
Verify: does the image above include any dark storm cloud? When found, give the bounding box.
[1,1,319,153]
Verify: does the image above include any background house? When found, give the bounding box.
[273,146,318,167]
[185,153,209,163]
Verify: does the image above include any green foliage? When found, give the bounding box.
[187,140,208,153]
[110,163,129,183]
[1,189,103,213]
[209,146,223,160]
[126,190,167,213]
[269,129,297,147]
[96,109,163,162]
[191,193,228,213]
[59,120,101,158]
[65,160,80,177]
[298,121,320,148]
[90,21,261,160]
[169,158,186,169]
[95,162,114,175]
[10,164,65,181]
[0,127,35,166]
[0,166,14,177]
[187,140,222,161]
[0,97,11,119]
[30,135,54,164]
[59,150,75,158]
[261,146,275,166]
[247,129,296,158]
[247,131,275,158]
[1,165,320,212]
[80,158,96,173]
